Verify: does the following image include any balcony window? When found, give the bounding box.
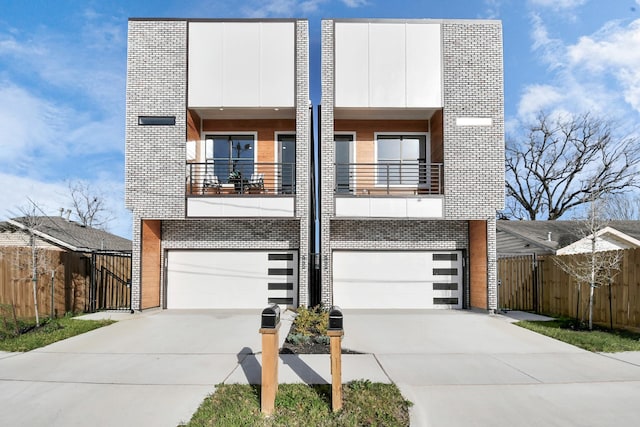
[333,131,441,196]
[335,134,354,193]
[376,134,427,185]
[186,133,296,196]
[206,135,255,183]
[277,134,296,194]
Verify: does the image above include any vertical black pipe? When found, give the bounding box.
[90,252,96,313]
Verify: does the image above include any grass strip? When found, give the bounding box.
[183,380,411,426]
[515,318,640,352]
[0,316,115,352]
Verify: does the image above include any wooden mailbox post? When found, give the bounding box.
[328,306,344,412]
[260,304,281,415]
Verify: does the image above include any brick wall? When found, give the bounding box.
[320,19,504,310]
[126,19,309,309]
[320,19,336,304]
[442,21,504,219]
[295,20,311,307]
[125,20,187,219]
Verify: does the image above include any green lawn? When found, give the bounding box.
[515,318,640,352]
[0,315,115,352]
[183,380,411,427]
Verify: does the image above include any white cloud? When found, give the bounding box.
[244,0,293,17]
[0,82,72,164]
[300,0,328,13]
[518,14,640,126]
[241,0,366,17]
[0,15,125,113]
[341,0,368,7]
[528,0,587,11]
[529,13,566,69]
[483,0,503,19]
[0,81,123,172]
[0,8,128,237]
[517,84,564,120]
[567,19,640,112]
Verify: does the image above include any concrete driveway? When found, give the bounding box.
[340,309,640,427]
[2,309,640,426]
[0,309,292,427]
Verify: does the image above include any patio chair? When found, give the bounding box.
[247,173,264,193]
[202,174,221,194]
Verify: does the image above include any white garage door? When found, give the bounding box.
[333,251,463,309]
[166,250,297,309]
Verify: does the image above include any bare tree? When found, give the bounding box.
[68,181,112,230]
[553,194,623,330]
[505,111,640,220]
[603,193,640,220]
[7,200,54,327]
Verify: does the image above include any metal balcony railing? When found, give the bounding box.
[186,162,296,196]
[335,162,443,195]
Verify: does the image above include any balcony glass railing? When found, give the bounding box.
[186,161,296,195]
[335,162,443,195]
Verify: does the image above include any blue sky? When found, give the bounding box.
[1,0,639,237]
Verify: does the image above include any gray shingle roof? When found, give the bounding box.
[1,216,131,252]
[497,220,640,256]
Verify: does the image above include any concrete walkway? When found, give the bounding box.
[1,309,640,426]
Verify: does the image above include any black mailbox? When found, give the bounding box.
[261,303,281,329]
[328,306,343,331]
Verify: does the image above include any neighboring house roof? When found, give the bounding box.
[496,220,640,257]
[0,216,131,252]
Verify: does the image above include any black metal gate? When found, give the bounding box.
[87,252,132,312]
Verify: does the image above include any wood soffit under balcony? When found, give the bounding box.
[190,107,296,120]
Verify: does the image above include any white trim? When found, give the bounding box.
[275,131,296,195]
[456,117,492,127]
[556,227,640,255]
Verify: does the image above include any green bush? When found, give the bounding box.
[292,306,328,337]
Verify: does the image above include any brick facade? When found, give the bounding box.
[125,18,503,312]
[126,19,310,310]
[442,22,505,220]
[295,20,311,307]
[320,19,504,310]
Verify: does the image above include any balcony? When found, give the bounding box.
[334,162,444,218]
[187,162,295,196]
[186,162,296,217]
[335,162,442,196]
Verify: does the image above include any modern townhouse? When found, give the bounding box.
[125,19,311,310]
[125,17,504,313]
[319,19,504,310]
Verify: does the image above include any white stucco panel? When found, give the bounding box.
[369,23,406,107]
[334,21,442,109]
[335,196,444,218]
[260,22,295,106]
[406,23,442,107]
[188,22,223,107]
[188,21,295,108]
[335,22,369,107]
[187,197,295,217]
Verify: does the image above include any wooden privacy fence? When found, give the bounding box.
[0,247,131,319]
[498,248,640,330]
